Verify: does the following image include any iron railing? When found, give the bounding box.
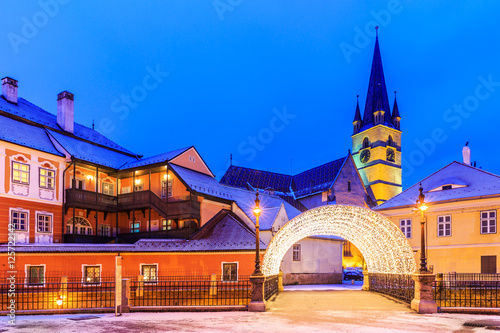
[442,273,500,282]
[369,273,415,304]
[0,280,115,311]
[129,275,251,307]
[433,277,500,308]
[264,274,279,301]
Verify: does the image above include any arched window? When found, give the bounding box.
[388,135,394,147]
[362,137,370,149]
[66,217,93,235]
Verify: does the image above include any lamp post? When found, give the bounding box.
[252,192,263,276]
[416,183,429,273]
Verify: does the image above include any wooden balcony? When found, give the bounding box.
[65,189,201,220]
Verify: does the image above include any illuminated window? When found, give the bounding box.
[399,219,412,238]
[102,183,114,196]
[134,183,144,192]
[11,210,28,231]
[161,179,173,198]
[222,263,238,281]
[437,215,452,237]
[27,266,45,285]
[161,219,173,231]
[13,161,30,184]
[141,264,158,283]
[130,221,140,233]
[39,168,55,189]
[83,265,101,285]
[481,211,496,234]
[37,214,52,233]
[293,244,301,261]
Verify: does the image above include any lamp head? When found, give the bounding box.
[253,192,261,217]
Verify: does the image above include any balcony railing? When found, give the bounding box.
[65,189,201,220]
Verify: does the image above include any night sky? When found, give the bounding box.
[1,1,499,189]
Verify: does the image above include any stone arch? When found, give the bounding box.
[262,205,416,276]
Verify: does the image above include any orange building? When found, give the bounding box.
[0,76,301,281]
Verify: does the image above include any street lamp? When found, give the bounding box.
[416,183,429,273]
[252,192,263,276]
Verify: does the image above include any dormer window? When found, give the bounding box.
[442,185,452,190]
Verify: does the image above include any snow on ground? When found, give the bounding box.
[2,287,499,333]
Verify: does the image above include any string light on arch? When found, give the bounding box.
[261,205,416,276]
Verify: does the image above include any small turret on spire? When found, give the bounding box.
[353,95,363,134]
[392,91,401,130]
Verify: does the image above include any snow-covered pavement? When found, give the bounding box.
[2,287,499,332]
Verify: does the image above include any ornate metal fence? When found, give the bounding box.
[264,274,279,301]
[369,273,415,304]
[433,274,500,308]
[0,279,115,312]
[129,275,251,307]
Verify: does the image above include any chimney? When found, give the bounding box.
[57,91,74,133]
[2,77,18,104]
[462,144,471,165]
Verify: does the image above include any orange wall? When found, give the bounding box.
[1,252,262,278]
[0,197,62,243]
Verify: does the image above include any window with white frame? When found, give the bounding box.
[102,183,114,196]
[99,225,111,237]
[37,214,52,233]
[134,183,143,192]
[400,219,412,238]
[27,265,45,285]
[141,264,158,282]
[437,215,452,237]
[161,179,173,198]
[83,265,101,285]
[11,210,28,231]
[39,168,55,189]
[130,221,140,233]
[481,211,497,234]
[293,244,301,261]
[222,263,238,281]
[12,161,30,184]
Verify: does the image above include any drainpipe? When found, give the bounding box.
[61,159,73,243]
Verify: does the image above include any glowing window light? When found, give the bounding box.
[261,205,417,276]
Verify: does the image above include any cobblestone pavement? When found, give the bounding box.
[2,286,499,333]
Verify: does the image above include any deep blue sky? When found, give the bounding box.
[1,1,499,189]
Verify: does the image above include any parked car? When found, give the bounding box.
[343,270,363,281]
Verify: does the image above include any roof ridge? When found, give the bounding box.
[293,155,347,178]
[227,165,292,177]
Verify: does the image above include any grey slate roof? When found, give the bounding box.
[170,163,302,229]
[0,209,265,253]
[0,96,135,155]
[48,129,138,169]
[0,114,63,156]
[375,161,500,210]
[120,147,190,170]
[219,156,348,201]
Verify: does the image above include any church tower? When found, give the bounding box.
[351,28,402,205]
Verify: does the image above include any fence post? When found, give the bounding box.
[278,271,284,292]
[136,275,144,297]
[411,273,437,314]
[249,274,266,312]
[115,256,123,316]
[362,270,370,291]
[121,279,131,313]
[209,273,218,296]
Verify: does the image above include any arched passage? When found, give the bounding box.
[262,205,416,276]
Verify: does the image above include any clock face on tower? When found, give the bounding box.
[386,148,395,162]
[360,149,371,163]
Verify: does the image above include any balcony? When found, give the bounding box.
[65,189,201,220]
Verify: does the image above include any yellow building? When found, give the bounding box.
[351,32,402,205]
[375,160,500,274]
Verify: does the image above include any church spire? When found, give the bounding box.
[363,26,391,126]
